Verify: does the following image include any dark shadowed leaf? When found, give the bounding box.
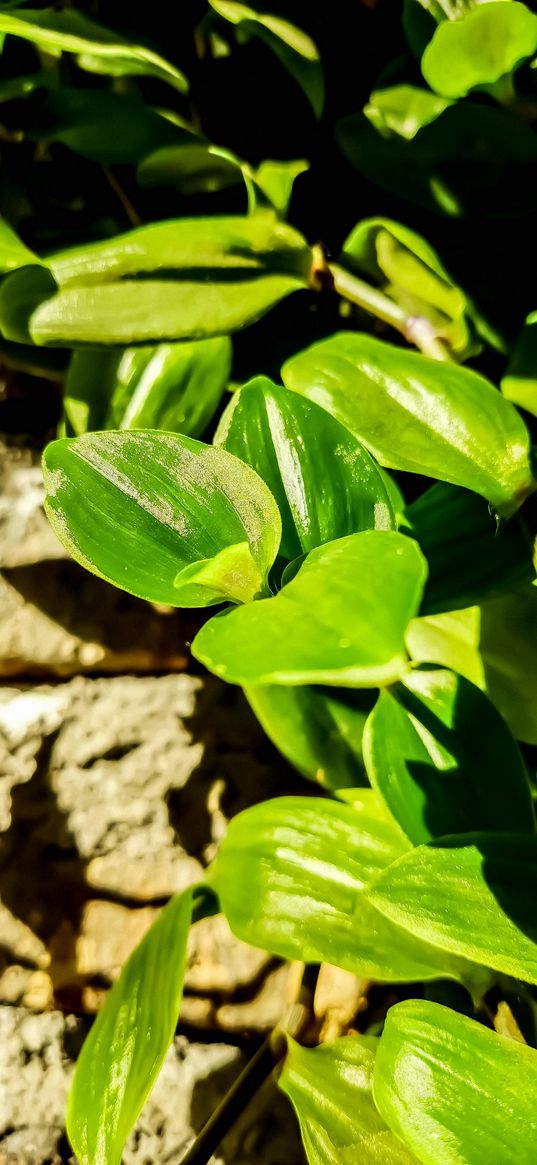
[364,667,533,844]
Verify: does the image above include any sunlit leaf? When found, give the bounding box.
[374,999,537,1165]
[193,530,427,686]
[422,2,537,100]
[215,376,394,560]
[0,7,188,91]
[367,833,537,984]
[282,332,534,516]
[42,431,281,607]
[0,215,37,273]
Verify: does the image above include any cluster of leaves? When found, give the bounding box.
[4,1,537,1163]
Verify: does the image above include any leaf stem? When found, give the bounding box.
[177,963,320,1165]
[329,262,453,362]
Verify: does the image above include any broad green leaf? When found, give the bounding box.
[25,275,305,345]
[422,2,537,99]
[44,214,311,288]
[374,999,537,1165]
[210,794,478,983]
[215,376,394,561]
[0,7,188,92]
[245,683,374,788]
[278,1035,419,1165]
[64,338,232,438]
[193,530,427,686]
[282,333,534,516]
[67,890,193,1165]
[502,311,537,417]
[1,216,312,345]
[364,667,533,844]
[42,431,281,607]
[0,215,37,273]
[407,587,537,744]
[364,85,453,141]
[367,833,537,984]
[208,1,324,116]
[404,482,533,614]
[342,217,472,357]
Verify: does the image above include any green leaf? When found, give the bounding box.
[208,1,324,116]
[138,143,244,195]
[422,2,537,100]
[342,216,472,357]
[248,158,309,217]
[45,214,311,288]
[0,7,188,92]
[210,794,476,983]
[245,683,374,789]
[1,215,312,345]
[374,1000,537,1165]
[0,264,58,344]
[0,215,37,273]
[215,376,395,561]
[64,338,232,438]
[282,333,534,516]
[502,311,537,417]
[278,1035,419,1165]
[364,667,533,844]
[364,85,453,141]
[67,890,194,1165]
[407,587,537,744]
[367,833,537,985]
[192,530,427,686]
[404,482,533,615]
[32,89,182,165]
[42,431,281,607]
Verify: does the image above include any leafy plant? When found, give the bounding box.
[3,1,537,1162]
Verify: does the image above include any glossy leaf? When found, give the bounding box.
[193,530,427,686]
[42,431,281,607]
[208,1,324,116]
[374,1000,537,1165]
[364,667,533,844]
[0,7,188,92]
[210,794,477,983]
[282,333,534,516]
[422,2,537,99]
[249,158,309,217]
[44,214,311,287]
[407,587,537,744]
[26,275,305,345]
[245,683,374,788]
[138,143,243,195]
[215,376,394,560]
[67,890,193,1165]
[64,338,232,438]
[502,311,537,417]
[405,482,533,615]
[279,1035,419,1165]
[0,215,37,273]
[367,833,537,984]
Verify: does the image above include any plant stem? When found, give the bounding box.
[329,262,453,362]
[177,963,320,1165]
